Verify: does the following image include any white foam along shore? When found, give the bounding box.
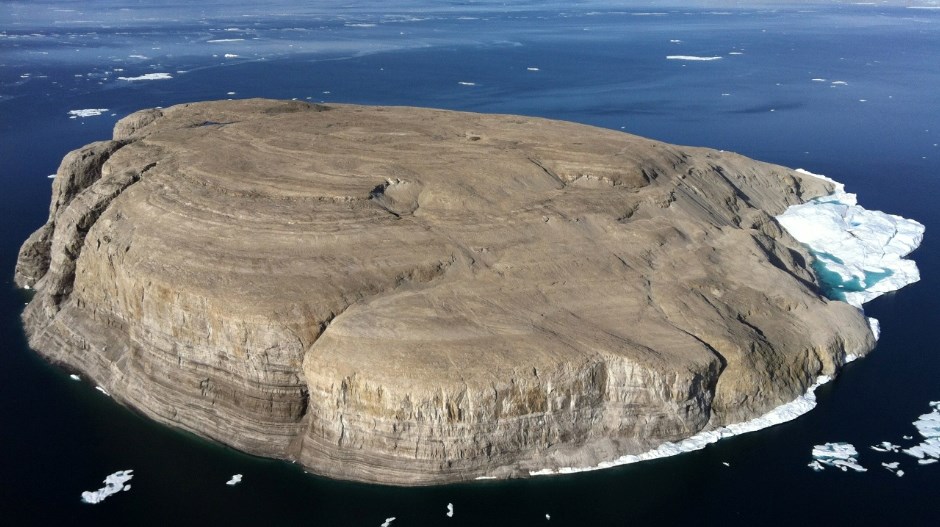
[81,470,133,504]
[776,169,924,310]
[530,375,832,476]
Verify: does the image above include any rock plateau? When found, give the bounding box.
[16,99,874,485]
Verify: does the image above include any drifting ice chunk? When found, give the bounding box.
[68,109,109,118]
[903,401,940,462]
[666,55,722,61]
[870,441,900,453]
[81,470,134,504]
[881,461,904,476]
[117,73,172,81]
[776,169,924,310]
[226,474,242,485]
[810,442,867,472]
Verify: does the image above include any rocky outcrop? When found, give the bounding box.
[16,99,875,485]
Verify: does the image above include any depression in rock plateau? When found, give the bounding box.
[16,99,876,485]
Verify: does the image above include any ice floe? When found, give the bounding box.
[446,502,454,517]
[81,469,133,504]
[776,169,925,310]
[809,442,867,472]
[68,108,108,118]
[531,375,832,476]
[666,55,722,61]
[870,441,900,453]
[881,461,904,476]
[226,474,243,485]
[902,401,940,463]
[117,72,172,81]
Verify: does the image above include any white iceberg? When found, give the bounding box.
[776,169,924,310]
[810,442,867,472]
[81,469,133,504]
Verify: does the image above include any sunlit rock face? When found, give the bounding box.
[16,99,877,485]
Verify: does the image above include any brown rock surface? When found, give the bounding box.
[16,99,875,485]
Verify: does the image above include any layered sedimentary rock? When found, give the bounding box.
[16,99,875,485]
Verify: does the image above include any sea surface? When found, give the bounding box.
[1,1,938,525]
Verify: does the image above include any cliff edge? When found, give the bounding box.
[16,99,875,485]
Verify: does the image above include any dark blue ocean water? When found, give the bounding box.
[1,2,938,525]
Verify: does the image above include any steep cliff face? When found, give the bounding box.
[16,99,875,485]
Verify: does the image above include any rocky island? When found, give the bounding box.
[16,99,876,485]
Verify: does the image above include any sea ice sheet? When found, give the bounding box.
[776,169,925,309]
[903,401,940,462]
